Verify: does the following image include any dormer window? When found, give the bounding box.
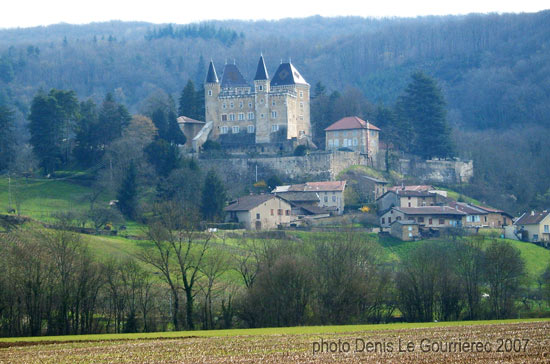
[258,85,263,91]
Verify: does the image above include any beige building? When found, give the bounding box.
[377,190,443,212]
[204,55,311,147]
[390,220,420,241]
[325,116,380,160]
[514,210,550,243]
[379,206,466,229]
[273,181,347,215]
[447,201,512,228]
[224,194,292,230]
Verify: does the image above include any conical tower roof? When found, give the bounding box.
[254,55,269,81]
[205,60,219,83]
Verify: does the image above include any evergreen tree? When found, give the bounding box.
[396,72,454,159]
[178,80,200,120]
[145,139,181,177]
[117,162,138,219]
[73,99,100,167]
[166,110,186,145]
[151,108,168,140]
[0,104,15,171]
[28,89,78,174]
[200,170,226,222]
[97,93,131,147]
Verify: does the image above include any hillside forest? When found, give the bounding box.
[1,12,550,212]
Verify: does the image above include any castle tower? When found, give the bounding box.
[204,60,221,138]
[254,55,270,144]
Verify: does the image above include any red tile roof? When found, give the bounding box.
[324,116,380,131]
[303,181,347,192]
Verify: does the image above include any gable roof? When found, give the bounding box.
[447,201,488,215]
[395,206,467,216]
[273,181,346,193]
[388,185,435,192]
[220,63,249,88]
[377,189,436,200]
[515,210,550,225]
[363,176,388,184]
[271,62,308,86]
[205,60,219,83]
[225,194,282,212]
[254,55,269,81]
[274,191,320,202]
[325,116,381,132]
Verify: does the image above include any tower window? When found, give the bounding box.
[230,102,234,109]
[271,111,277,118]
[272,100,276,106]
[261,113,265,119]
[260,98,264,104]
[300,102,303,108]
[222,103,226,109]
[300,91,303,98]
[239,101,243,108]
[208,90,212,96]
[258,85,263,91]
[248,102,252,108]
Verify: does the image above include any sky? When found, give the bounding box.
[1,0,549,29]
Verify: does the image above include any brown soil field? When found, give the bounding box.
[0,321,549,363]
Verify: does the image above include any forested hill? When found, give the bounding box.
[1,11,549,130]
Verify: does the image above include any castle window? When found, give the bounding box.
[299,130,305,136]
[247,125,255,133]
[229,113,235,121]
[248,102,252,108]
[272,100,276,106]
[222,103,227,109]
[248,112,254,120]
[221,114,227,122]
[232,126,240,133]
[333,139,339,147]
[259,85,263,91]
[220,126,228,134]
[353,138,358,146]
[261,113,265,119]
[328,139,334,148]
[230,102,234,109]
[300,102,303,108]
[300,115,303,120]
[208,90,212,96]
[238,113,245,121]
[239,101,243,108]
[271,124,279,132]
[271,111,277,118]
[300,91,303,98]
[260,98,264,104]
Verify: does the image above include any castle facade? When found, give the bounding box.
[204,56,311,146]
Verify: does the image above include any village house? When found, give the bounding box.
[472,204,513,227]
[376,189,448,211]
[325,116,380,161]
[272,191,330,218]
[389,220,420,241]
[273,181,346,215]
[379,206,466,230]
[362,176,388,202]
[224,194,291,230]
[447,201,512,228]
[514,210,550,243]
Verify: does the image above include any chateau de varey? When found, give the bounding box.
[204,55,311,148]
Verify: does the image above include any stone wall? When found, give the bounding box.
[398,158,474,183]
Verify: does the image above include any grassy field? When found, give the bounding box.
[1,320,549,363]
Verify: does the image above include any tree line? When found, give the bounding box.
[1,223,548,337]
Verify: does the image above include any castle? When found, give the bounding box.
[204,55,311,149]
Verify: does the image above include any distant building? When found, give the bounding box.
[379,206,466,229]
[514,210,550,243]
[390,220,420,241]
[204,56,311,149]
[177,116,205,150]
[273,181,347,215]
[224,194,291,230]
[447,201,512,228]
[325,116,380,160]
[362,176,388,202]
[376,189,447,211]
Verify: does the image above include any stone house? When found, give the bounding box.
[379,206,466,230]
[325,116,380,161]
[376,189,446,212]
[447,201,512,228]
[514,210,550,243]
[362,176,388,202]
[224,194,291,230]
[472,204,513,227]
[177,116,205,150]
[273,191,330,218]
[204,56,311,148]
[273,180,347,215]
[390,220,420,241]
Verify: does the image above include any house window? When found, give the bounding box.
[388,217,392,224]
[239,101,243,108]
[328,140,334,148]
[270,209,274,216]
[534,234,539,242]
[260,98,264,104]
[382,217,385,224]
[256,213,260,219]
[439,218,445,225]
[408,226,412,231]
[229,113,235,121]
[484,216,487,222]
[271,111,277,118]
[332,195,336,202]
[277,209,282,215]
[248,112,254,120]
[408,232,413,238]
[261,113,265,119]
[408,202,411,207]
[285,210,290,216]
[247,125,255,133]
[300,91,303,98]
[300,102,303,108]
[545,225,550,233]
[271,124,279,132]
[397,216,401,221]
[272,100,276,106]
[248,102,253,108]
[324,196,328,203]
[222,103,227,109]
[230,102,234,109]
[208,90,212,96]
[221,114,227,122]
[418,217,424,223]
[220,126,228,134]
[333,139,339,147]
[300,115,304,120]
[232,126,240,133]
[429,218,433,225]
[353,138,358,146]
[238,113,245,120]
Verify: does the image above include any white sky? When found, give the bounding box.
[1,0,549,29]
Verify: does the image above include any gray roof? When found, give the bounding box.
[447,201,488,215]
[396,206,467,216]
[391,219,418,225]
[254,55,269,81]
[225,194,281,212]
[363,176,388,184]
[271,62,308,86]
[205,60,219,83]
[515,210,550,225]
[275,191,320,203]
[220,63,249,88]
